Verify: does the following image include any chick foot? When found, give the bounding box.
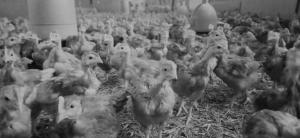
[185,106,193,126]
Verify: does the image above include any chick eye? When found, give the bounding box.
[121,47,124,50]
[163,68,168,71]
[70,105,74,108]
[88,56,93,60]
[217,46,222,49]
[4,96,10,102]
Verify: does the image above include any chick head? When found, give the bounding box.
[168,43,185,53]
[6,35,21,46]
[113,43,131,55]
[57,95,83,122]
[243,31,257,41]
[6,22,16,32]
[49,32,62,43]
[158,60,178,81]
[81,40,96,52]
[280,28,291,37]
[81,51,103,66]
[102,34,114,48]
[207,45,229,58]
[22,31,39,42]
[0,85,19,111]
[3,47,19,63]
[267,31,280,44]
[183,29,196,40]
[0,38,4,47]
[0,85,31,138]
[85,32,102,41]
[294,39,300,49]
[37,40,56,50]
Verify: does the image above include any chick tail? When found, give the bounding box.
[253,89,290,111]
[243,110,285,138]
[54,118,76,138]
[41,68,56,81]
[112,91,131,113]
[97,62,112,73]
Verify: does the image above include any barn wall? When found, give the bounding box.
[0,0,298,19]
[94,0,124,13]
[241,0,298,19]
[211,0,241,12]
[0,0,28,18]
[185,0,241,12]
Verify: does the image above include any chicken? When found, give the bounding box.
[5,35,22,54]
[229,43,255,59]
[72,34,97,57]
[253,86,300,118]
[0,85,31,138]
[95,33,115,76]
[109,42,132,71]
[7,61,55,87]
[54,51,103,95]
[166,42,187,63]
[19,31,39,51]
[254,43,300,118]
[54,94,122,138]
[0,48,5,68]
[43,32,83,72]
[209,27,229,50]
[127,59,177,138]
[147,23,171,60]
[169,16,190,44]
[148,40,168,60]
[3,45,20,63]
[19,39,37,66]
[25,74,98,136]
[290,15,300,34]
[110,41,170,89]
[263,31,288,87]
[31,40,56,69]
[214,54,260,107]
[126,28,151,58]
[172,45,227,125]
[243,109,300,138]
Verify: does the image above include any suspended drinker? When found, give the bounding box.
[190,0,218,33]
[27,0,78,39]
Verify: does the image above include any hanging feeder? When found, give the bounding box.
[27,0,78,39]
[190,0,218,33]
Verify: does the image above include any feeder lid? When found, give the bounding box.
[190,1,218,33]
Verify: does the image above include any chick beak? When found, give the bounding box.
[97,57,103,64]
[172,71,178,80]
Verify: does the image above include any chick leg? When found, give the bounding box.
[185,104,194,126]
[158,123,165,138]
[272,83,278,89]
[124,80,129,89]
[144,125,152,138]
[231,90,247,108]
[230,93,239,109]
[176,100,188,116]
[243,90,253,105]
